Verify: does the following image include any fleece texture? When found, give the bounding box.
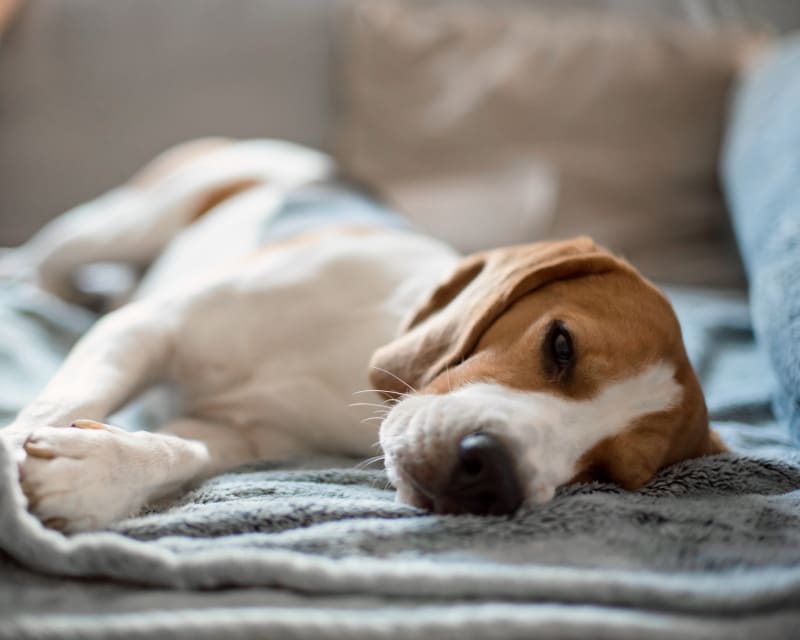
[1,281,800,639]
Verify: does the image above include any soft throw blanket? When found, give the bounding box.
[1,280,800,639]
[724,34,800,442]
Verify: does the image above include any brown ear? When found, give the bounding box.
[369,236,627,396]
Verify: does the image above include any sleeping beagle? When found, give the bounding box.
[0,139,726,532]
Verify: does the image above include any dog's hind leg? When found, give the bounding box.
[0,138,332,304]
[0,138,231,302]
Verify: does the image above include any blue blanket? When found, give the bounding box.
[1,277,799,639]
[723,35,800,442]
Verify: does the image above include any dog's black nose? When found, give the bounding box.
[439,432,523,516]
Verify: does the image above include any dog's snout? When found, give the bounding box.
[439,432,523,516]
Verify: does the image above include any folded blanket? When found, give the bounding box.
[723,35,800,443]
[2,280,800,639]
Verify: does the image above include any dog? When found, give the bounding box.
[0,139,726,532]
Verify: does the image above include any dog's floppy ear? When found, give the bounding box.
[369,236,626,396]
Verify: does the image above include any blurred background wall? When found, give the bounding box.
[1,0,799,246]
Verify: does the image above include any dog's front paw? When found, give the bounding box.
[19,421,149,533]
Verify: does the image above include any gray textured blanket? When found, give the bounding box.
[1,282,800,639]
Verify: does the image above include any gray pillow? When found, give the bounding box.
[336,0,770,287]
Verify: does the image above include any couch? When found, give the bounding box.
[2,2,800,639]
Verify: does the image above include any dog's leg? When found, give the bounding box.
[3,299,174,449]
[19,417,261,533]
[1,296,269,532]
[1,138,331,303]
[0,139,234,302]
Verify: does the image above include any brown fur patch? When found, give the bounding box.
[188,179,264,222]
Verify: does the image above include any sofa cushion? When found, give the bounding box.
[723,35,800,441]
[0,0,338,246]
[337,0,768,287]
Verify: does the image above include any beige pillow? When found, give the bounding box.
[336,0,768,287]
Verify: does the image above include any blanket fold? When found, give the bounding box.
[1,274,799,639]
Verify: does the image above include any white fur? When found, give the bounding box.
[380,362,682,505]
[19,423,211,531]
[1,139,460,531]
[6,223,458,531]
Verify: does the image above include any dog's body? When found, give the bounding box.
[1,139,725,532]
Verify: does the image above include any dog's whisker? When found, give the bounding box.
[369,476,390,490]
[369,366,418,393]
[352,389,409,398]
[349,402,393,410]
[355,454,386,470]
[361,416,387,424]
[356,457,383,469]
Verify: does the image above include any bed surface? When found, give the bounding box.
[1,280,799,639]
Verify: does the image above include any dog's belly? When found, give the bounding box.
[150,228,457,456]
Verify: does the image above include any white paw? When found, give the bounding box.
[19,421,151,533]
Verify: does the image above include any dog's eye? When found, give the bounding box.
[553,332,572,364]
[547,322,574,369]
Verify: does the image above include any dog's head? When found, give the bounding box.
[371,237,725,515]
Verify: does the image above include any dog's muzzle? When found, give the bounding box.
[432,432,523,516]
